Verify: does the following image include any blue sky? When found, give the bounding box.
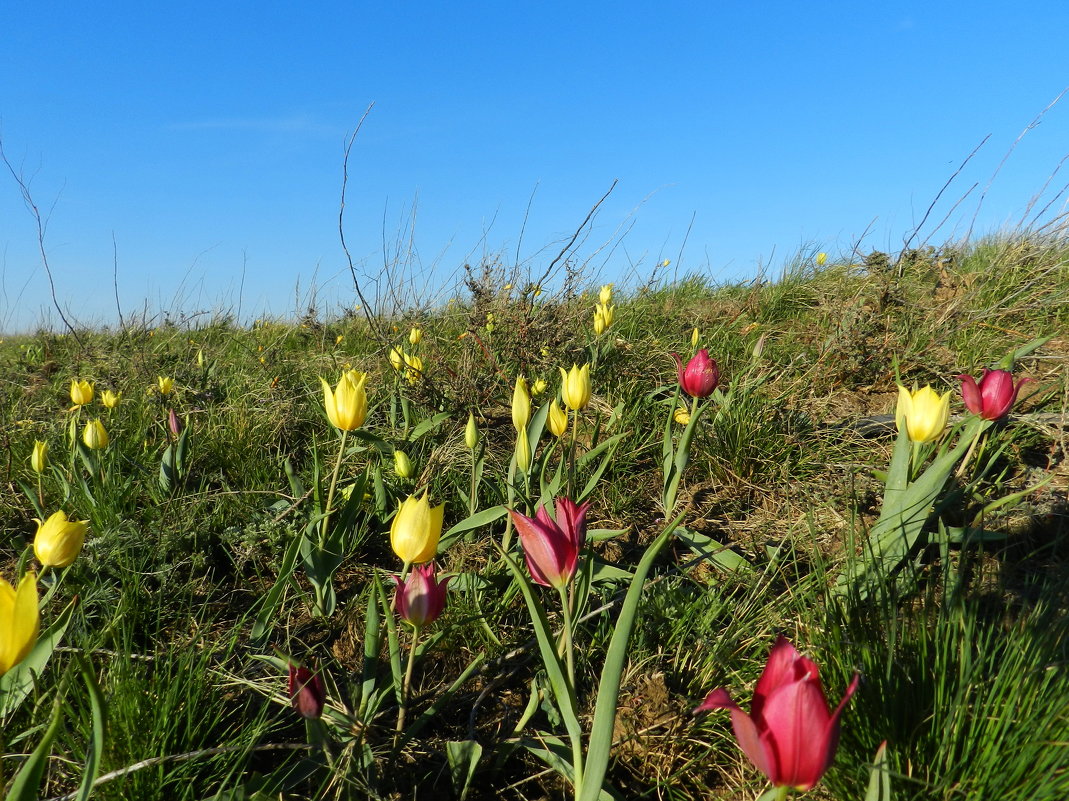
[2,2,1068,332]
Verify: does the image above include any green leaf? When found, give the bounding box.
[250,528,304,642]
[446,740,483,801]
[407,411,451,441]
[864,741,893,801]
[74,654,108,801]
[674,527,754,573]
[439,505,508,552]
[6,682,65,801]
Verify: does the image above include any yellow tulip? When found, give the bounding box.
[559,364,591,411]
[594,302,614,335]
[389,347,405,371]
[390,492,444,564]
[548,402,568,438]
[320,370,368,431]
[464,412,479,450]
[599,283,614,305]
[409,327,423,346]
[674,406,691,425]
[515,429,532,473]
[31,440,48,474]
[691,327,700,349]
[102,389,122,409]
[512,376,531,433]
[816,252,828,266]
[158,376,175,396]
[34,510,88,568]
[70,379,94,407]
[83,419,109,450]
[896,385,951,443]
[0,572,39,675]
[394,450,414,479]
[531,379,547,397]
[403,353,423,384]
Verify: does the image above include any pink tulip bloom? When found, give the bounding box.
[287,663,326,719]
[673,349,719,398]
[510,497,590,590]
[695,637,859,792]
[393,562,450,629]
[957,368,1033,421]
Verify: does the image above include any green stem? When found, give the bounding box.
[556,585,576,690]
[394,625,421,747]
[318,428,350,549]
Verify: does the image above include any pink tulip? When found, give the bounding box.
[393,562,450,629]
[957,368,1033,421]
[673,349,719,398]
[510,497,590,590]
[695,637,859,792]
[287,663,325,719]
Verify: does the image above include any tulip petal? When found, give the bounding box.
[758,668,835,790]
[957,374,982,416]
[814,672,860,781]
[753,636,807,716]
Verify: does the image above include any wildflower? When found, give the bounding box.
[287,663,325,719]
[548,402,568,438]
[390,492,444,565]
[485,313,496,333]
[0,573,39,675]
[594,302,614,335]
[957,368,1034,421]
[816,252,828,266]
[389,346,405,371]
[599,283,614,305]
[335,334,344,345]
[197,349,205,368]
[515,429,532,473]
[512,376,531,432]
[393,562,450,629]
[691,327,700,349]
[403,353,423,384]
[320,370,368,431]
[409,327,423,346]
[31,440,48,474]
[896,385,951,443]
[70,379,94,407]
[674,350,719,398]
[394,450,414,479]
[82,419,109,450]
[510,497,590,590]
[464,412,479,450]
[674,406,691,425]
[531,378,547,397]
[559,364,591,411]
[101,390,122,409]
[158,376,175,396]
[33,510,88,568]
[695,636,859,792]
[168,409,183,437]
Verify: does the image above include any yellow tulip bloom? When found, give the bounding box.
[403,353,424,384]
[896,385,951,443]
[0,572,39,675]
[512,376,531,433]
[70,379,94,407]
[389,346,405,372]
[320,370,368,431]
[34,510,88,568]
[83,419,109,450]
[816,252,828,266]
[531,379,547,397]
[409,327,423,346]
[599,283,613,305]
[594,302,614,335]
[390,492,444,564]
[559,364,591,411]
[158,376,175,396]
[674,406,691,425]
[548,402,568,438]
[31,440,48,474]
[691,327,700,349]
[101,390,122,409]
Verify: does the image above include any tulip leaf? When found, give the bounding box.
[439,505,508,553]
[250,529,304,642]
[674,527,754,574]
[864,741,894,801]
[0,596,78,717]
[6,685,66,801]
[358,582,382,719]
[407,411,451,441]
[519,739,622,800]
[446,740,483,801]
[74,653,108,801]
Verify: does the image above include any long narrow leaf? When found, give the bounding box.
[74,654,107,801]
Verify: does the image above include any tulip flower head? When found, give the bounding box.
[393,562,450,629]
[287,663,325,719]
[674,406,691,425]
[390,492,444,565]
[512,376,531,432]
[408,326,423,346]
[816,251,828,266]
[101,389,122,409]
[403,353,423,384]
[31,440,49,474]
[157,376,175,396]
[594,302,614,335]
[0,572,39,675]
[957,368,1033,421]
[515,429,532,473]
[548,402,568,438]
[531,378,548,398]
[896,385,951,443]
[464,412,479,450]
[70,379,94,407]
[320,370,368,431]
[83,419,109,450]
[389,346,405,372]
[674,350,719,398]
[34,510,88,568]
[394,449,414,479]
[510,497,590,590]
[598,283,613,305]
[695,636,859,792]
[691,327,701,349]
[559,364,592,411]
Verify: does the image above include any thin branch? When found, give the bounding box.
[531,179,618,294]
[111,231,125,333]
[338,103,380,334]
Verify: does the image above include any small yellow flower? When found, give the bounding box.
[531,378,547,397]
[403,353,424,384]
[594,302,614,336]
[31,440,48,474]
[70,379,94,407]
[0,572,39,675]
[816,252,828,266]
[197,348,206,368]
[559,364,591,411]
[83,419,109,450]
[465,412,479,450]
[390,492,444,565]
[409,327,423,346]
[674,406,691,425]
[896,385,951,443]
[485,313,495,333]
[512,376,531,432]
[33,510,88,568]
[599,283,613,305]
[101,389,122,409]
[320,370,368,431]
[158,376,175,396]
[335,334,344,345]
[532,286,543,298]
[548,403,568,438]
[661,259,671,268]
[691,327,700,349]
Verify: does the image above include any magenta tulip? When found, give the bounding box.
[510,497,590,590]
[695,637,859,792]
[957,368,1033,421]
[287,663,325,719]
[673,349,719,398]
[393,562,450,629]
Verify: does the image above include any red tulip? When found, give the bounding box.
[510,497,590,590]
[957,368,1033,421]
[695,637,859,791]
[393,562,451,629]
[287,663,325,719]
[673,349,719,398]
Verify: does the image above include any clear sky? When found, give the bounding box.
[2,1,1068,332]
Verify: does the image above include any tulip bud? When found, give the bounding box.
[409,327,423,346]
[403,353,424,384]
[896,385,951,443]
[673,406,691,425]
[33,510,88,568]
[101,390,122,409]
[390,492,444,565]
[393,562,450,629]
[673,350,719,398]
[512,376,531,432]
[287,663,325,719]
[464,412,479,450]
[598,283,613,305]
[389,346,405,372]
[531,378,547,397]
[168,409,183,437]
[515,429,532,473]
[594,302,614,335]
[691,327,700,349]
[70,379,94,407]
[559,364,591,411]
[82,419,109,450]
[196,348,205,368]
[816,251,828,266]
[548,403,568,438]
[394,449,414,479]
[0,572,39,675]
[31,440,48,474]
[158,376,175,396]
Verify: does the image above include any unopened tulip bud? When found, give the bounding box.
[464,412,479,450]
[559,364,591,411]
[691,327,700,349]
[548,403,568,438]
[168,409,183,437]
[816,251,828,266]
[390,492,444,565]
[393,562,450,629]
[31,440,49,473]
[515,429,532,473]
[409,327,423,346]
[673,350,719,398]
[598,283,613,305]
[287,663,325,719]
[82,419,109,450]
[394,450,413,479]
[512,376,531,432]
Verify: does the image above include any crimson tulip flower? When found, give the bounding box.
[957,368,1033,421]
[393,562,450,629]
[695,637,859,792]
[510,497,590,590]
[287,663,326,719]
[673,349,719,398]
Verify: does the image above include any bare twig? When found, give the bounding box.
[531,179,618,295]
[338,103,381,335]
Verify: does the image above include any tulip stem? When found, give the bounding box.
[556,585,577,694]
[394,625,420,749]
[319,429,350,549]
